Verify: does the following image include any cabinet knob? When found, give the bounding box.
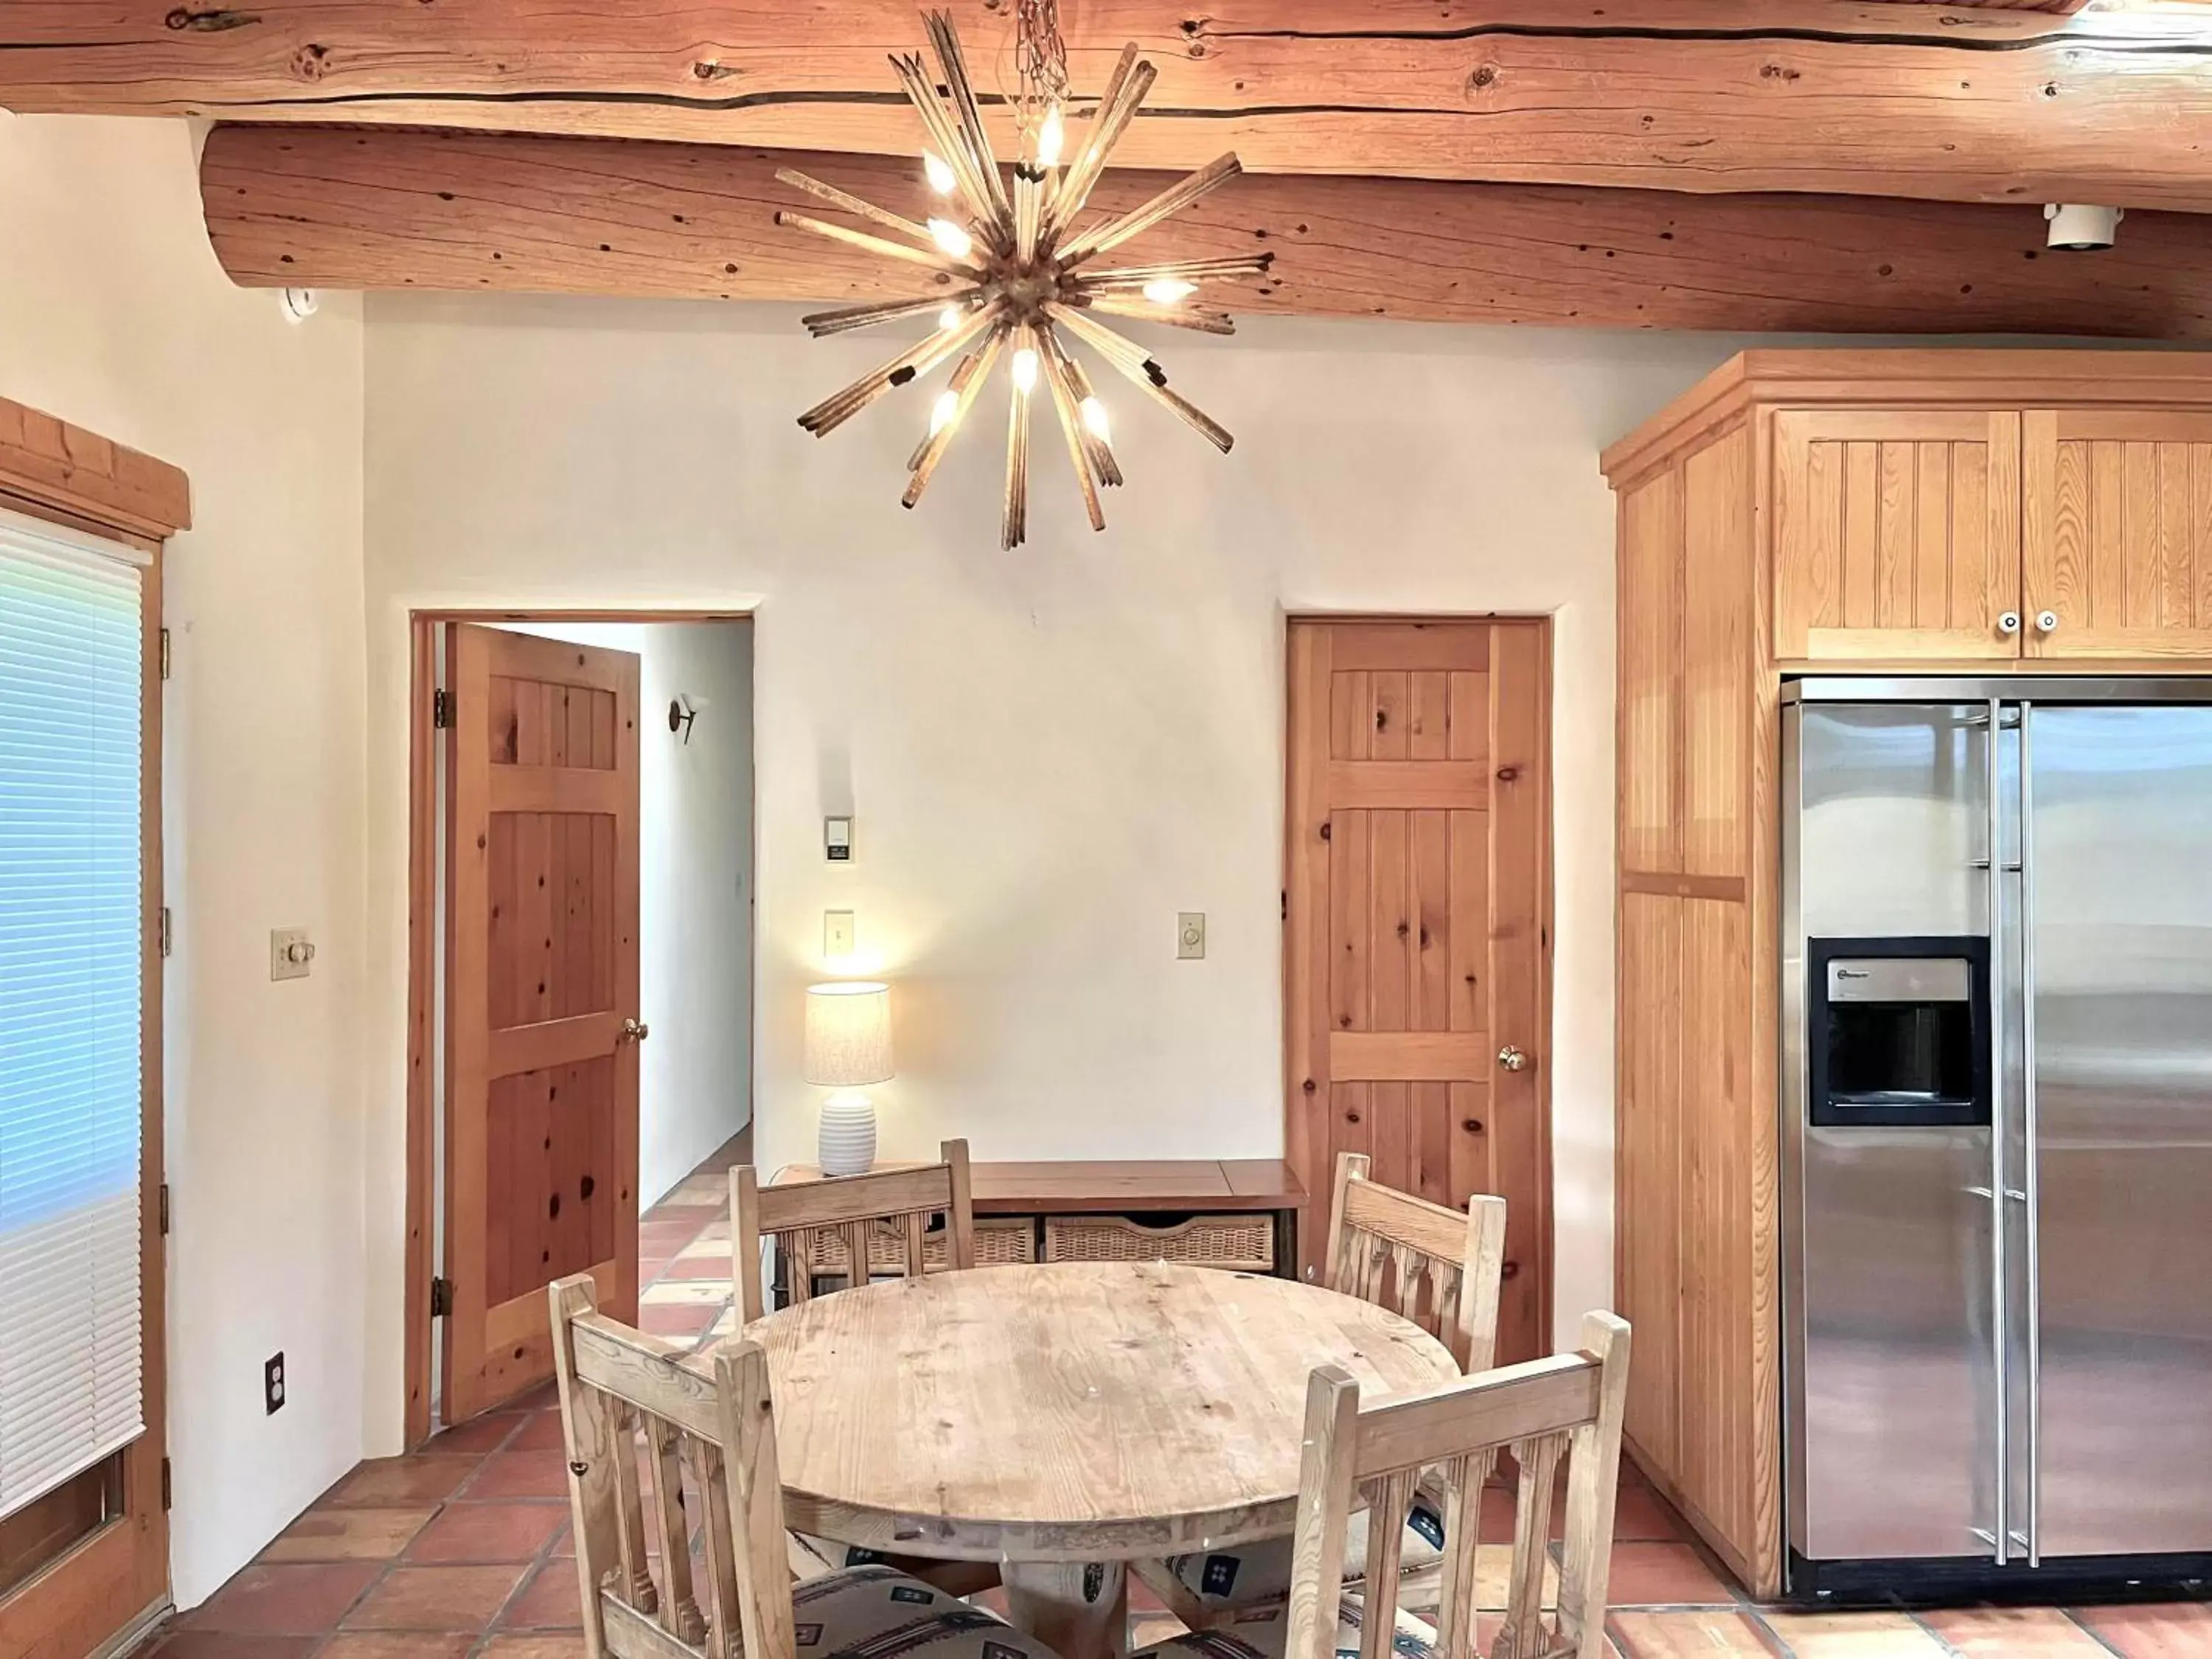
[2035,610,2061,634]
[1997,611,2022,636]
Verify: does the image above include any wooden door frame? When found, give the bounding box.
[403,607,753,1447]
[1280,611,1556,1352]
[0,398,187,1658]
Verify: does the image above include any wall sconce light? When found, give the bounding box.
[667,694,706,743]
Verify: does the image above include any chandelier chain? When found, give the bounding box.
[1013,0,1071,135]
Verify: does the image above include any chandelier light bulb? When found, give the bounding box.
[923,151,958,195]
[1081,397,1110,440]
[1012,347,1040,394]
[938,303,966,331]
[1142,278,1198,305]
[1036,105,1065,169]
[929,389,961,436]
[928,218,974,259]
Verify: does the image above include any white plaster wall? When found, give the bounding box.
[0,116,369,1604]
[634,620,756,1201]
[498,619,756,1206]
[358,288,1771,1447]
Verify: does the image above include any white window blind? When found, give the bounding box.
[0,510,145,1521]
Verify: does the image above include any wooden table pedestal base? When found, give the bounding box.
[1001,1560,1130,1659]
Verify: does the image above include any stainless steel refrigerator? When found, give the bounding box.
[1781,678,2212,1596]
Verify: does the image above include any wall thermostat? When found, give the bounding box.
[825,817,853,862]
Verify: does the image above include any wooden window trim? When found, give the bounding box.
[0,394,183,1656]
[0,395,190,544]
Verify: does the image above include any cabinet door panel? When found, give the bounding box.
[2024,409,2212,658]
[1774,409,2021,661]
[1618,467,1683,874]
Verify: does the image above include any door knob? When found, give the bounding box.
[619,1018,650,1045]
[1498,1044,1529,1073]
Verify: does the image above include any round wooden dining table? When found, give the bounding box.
[748,1259,1460,1659]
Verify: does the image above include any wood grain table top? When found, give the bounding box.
[745,1259,1456,1562]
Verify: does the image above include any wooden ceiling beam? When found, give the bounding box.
[201,123,2212,340]
[10,1,2212,209]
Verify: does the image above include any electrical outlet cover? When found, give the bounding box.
[265,1352,286,1415]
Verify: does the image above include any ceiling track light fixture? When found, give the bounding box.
[774,7,1271,549]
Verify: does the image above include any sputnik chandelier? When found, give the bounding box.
[775,3,1271,549]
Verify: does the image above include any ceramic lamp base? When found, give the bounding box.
[818,1090,877,1177]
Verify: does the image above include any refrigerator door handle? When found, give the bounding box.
[1985,696,2009,1566]
[2020,700,2043,1568]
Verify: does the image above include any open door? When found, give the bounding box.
[442,624,641,1424]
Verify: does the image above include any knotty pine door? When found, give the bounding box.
[1284,619,1551,1364]
[442,625,641,1423]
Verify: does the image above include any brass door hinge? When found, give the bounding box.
[429,1276,455,1318]
[158,627,171,682]
[432,689,455,729]
[160,1457,172,1512]
[158,1183,170,1237]
[158,907,172,959]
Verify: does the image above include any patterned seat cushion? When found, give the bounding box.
[1132,1595,1437,1659]
[1160,1496,1447,1609]
[790,1535,1001,1598]
[790,1563,1062,1659]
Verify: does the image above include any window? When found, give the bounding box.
[0,509,145,1522]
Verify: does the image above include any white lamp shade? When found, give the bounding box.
[804,981,894,1088]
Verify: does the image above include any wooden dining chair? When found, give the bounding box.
[730,1138,975,1324]
[1324,1152,1509,1374]
[547,1271,1056,1659]
[1137,1152,1509,1627]
[1132,1312,1632,1659]
[729,1139,994,1593]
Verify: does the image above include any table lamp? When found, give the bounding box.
[804,981,893,1176]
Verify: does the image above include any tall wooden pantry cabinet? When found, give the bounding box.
[1600,350,2212,1597]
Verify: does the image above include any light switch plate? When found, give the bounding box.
[270,928,316,981]
[1177,912,1206,960]
[824,910,855,959]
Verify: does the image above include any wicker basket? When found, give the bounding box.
[802,1214,1036,1276]
[1043,1213,1275,1273]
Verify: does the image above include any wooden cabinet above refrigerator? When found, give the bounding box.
[1599,349,2212,1599]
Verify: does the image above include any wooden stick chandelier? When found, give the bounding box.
[776,8,1270,549]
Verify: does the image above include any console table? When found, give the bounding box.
[766,1158,1306,1304]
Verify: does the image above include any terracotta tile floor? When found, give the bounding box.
[137,1134,2212,1658]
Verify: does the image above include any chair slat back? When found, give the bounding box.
[1324,1150,1508,1372]
[1283,1312,1631,1659]
[731,1138,975,1324]
[549,1273,796,1659]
